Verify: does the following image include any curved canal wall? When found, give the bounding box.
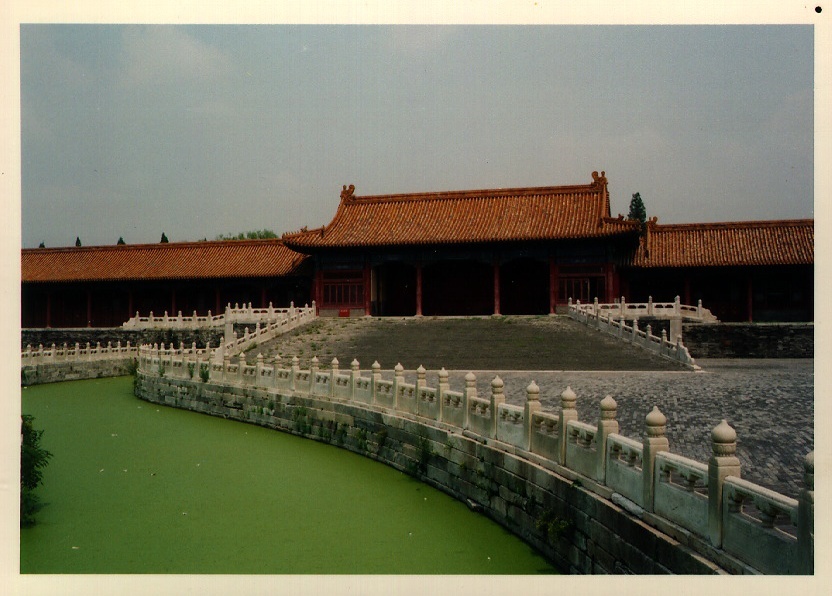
[133,348,813,575]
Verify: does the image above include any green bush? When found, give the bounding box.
[199,363,210,383]
[21,415,52,527]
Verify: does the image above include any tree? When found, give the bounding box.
[38,242,45,249]
[160,232,169,243]
[75,237,82,247]
[21,415,52,527]
[117,237,125,245]
[215,229,278,240]
[628,192,647,224]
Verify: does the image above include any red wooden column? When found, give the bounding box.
[493,262,501,316]
[363,263,371,316]
[604,263,615,303]
[415,263,423,316]
[549,258,558,314]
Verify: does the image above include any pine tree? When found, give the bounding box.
[75,237,82,247]
[38,242,45,249]
[628,192,647,224]
[160,233,169,243]
[117,237,125,245]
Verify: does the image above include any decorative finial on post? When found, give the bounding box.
[708,419,741,547]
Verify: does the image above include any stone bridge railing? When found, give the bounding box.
[136,345,814,575]
[571,296,718,323]
[568,299,700,370]
[122,301,315,330]
[22,340,139,365]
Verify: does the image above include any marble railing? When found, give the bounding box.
[137,346,814,575]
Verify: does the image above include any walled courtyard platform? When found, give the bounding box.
[250,317,812,498]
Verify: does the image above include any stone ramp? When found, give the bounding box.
[243,316,688,371]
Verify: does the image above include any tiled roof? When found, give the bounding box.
[22,239,310,283]
[283,172,641,249]
[629,219,814,267]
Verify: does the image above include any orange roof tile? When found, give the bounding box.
[629,219,814,267]
[283,172,641,249]
[22,239,310,283]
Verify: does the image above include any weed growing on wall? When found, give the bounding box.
[187,362,195,379]
[535,509,573,545]
[199,364,210,383]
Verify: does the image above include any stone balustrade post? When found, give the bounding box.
[371,361,382,404]
[222,352,230,383]
[488,375,505,439]
[194,352,202,382]
[648,295,653,316]
[87,342,93,361]
[224,304,233,345]
[620,296,626,317]
[350,359,360,401]
[290,356,299,392]
[558,387,578,465]
[268,302,274,319]
[643,406,669,512]
[256,353,264,387]
[465,372,478,430]
[523,380,541,451]
[438,368,450,423]
[593,297,599,316]
[238,352,246,384]
[310,356,319,395]
[177,311,183,327]
[330,358,339,398]
[631,317,639,343]
[289,301,295,318]
[393,363,405,409]
[707,420,741,548]
[596,396,619,482]
[797,451,814,574]
[697,299,703,319]
[416,365,426,390]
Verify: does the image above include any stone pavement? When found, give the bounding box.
[256,318,813,498]
[429,360,813,499]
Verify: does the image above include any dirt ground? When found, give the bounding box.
[245,316,687,371]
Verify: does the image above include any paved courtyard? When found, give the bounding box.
[256,317,813,498]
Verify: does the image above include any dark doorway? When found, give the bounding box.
[500,258,549,315]
[422,260,492,316]
[376,262,417,316]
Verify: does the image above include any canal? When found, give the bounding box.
[20,376,558,574]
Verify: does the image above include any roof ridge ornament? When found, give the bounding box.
[340,184,356,201]
[591,170,607,188]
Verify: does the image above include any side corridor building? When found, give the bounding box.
[22,172,813,327]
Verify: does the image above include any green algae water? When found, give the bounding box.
[20,377,558,574]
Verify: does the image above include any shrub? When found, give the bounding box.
[21,415,52,527]
[199,363,210,383]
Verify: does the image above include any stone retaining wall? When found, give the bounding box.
[134,373,746,575]
[21,358,136,386]
[681,323,813,358]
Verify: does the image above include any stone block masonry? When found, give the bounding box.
[22,358,136,386]
[134,348,813,575]
[681,323,813,358]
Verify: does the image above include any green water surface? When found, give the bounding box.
[20,377,558,574]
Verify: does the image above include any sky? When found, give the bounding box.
[18,23,815,248]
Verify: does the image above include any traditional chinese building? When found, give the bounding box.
[21,240,311,328]
[21,172,813,327]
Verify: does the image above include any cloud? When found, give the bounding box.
[117,26,235,89]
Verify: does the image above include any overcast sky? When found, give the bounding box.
[20,24,813,248]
